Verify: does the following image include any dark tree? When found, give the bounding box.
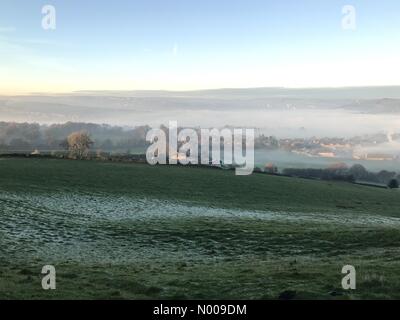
[349,164,368,180]
[388,179,399,189]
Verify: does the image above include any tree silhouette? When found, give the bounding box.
[388,179,399,189]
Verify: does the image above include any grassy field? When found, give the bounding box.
[1,157,400,299]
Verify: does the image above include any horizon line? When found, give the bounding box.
[2,84,400,96]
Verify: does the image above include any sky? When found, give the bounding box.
[0,0,400,94]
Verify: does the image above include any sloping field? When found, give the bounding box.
[0,158,400,299]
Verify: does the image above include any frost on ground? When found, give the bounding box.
[1,191,399,265]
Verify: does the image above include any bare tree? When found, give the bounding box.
[67,131,93,159]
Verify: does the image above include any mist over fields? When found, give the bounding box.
[1,86,400,138]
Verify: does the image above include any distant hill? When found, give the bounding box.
[0,87,399,134]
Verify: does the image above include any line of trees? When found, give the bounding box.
[0,122,150,153]
[283,162,400,187]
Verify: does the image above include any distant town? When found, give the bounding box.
[255,132,400,161]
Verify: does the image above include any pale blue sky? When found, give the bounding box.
[1,0,400,93]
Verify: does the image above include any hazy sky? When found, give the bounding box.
[1,0,400,94]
